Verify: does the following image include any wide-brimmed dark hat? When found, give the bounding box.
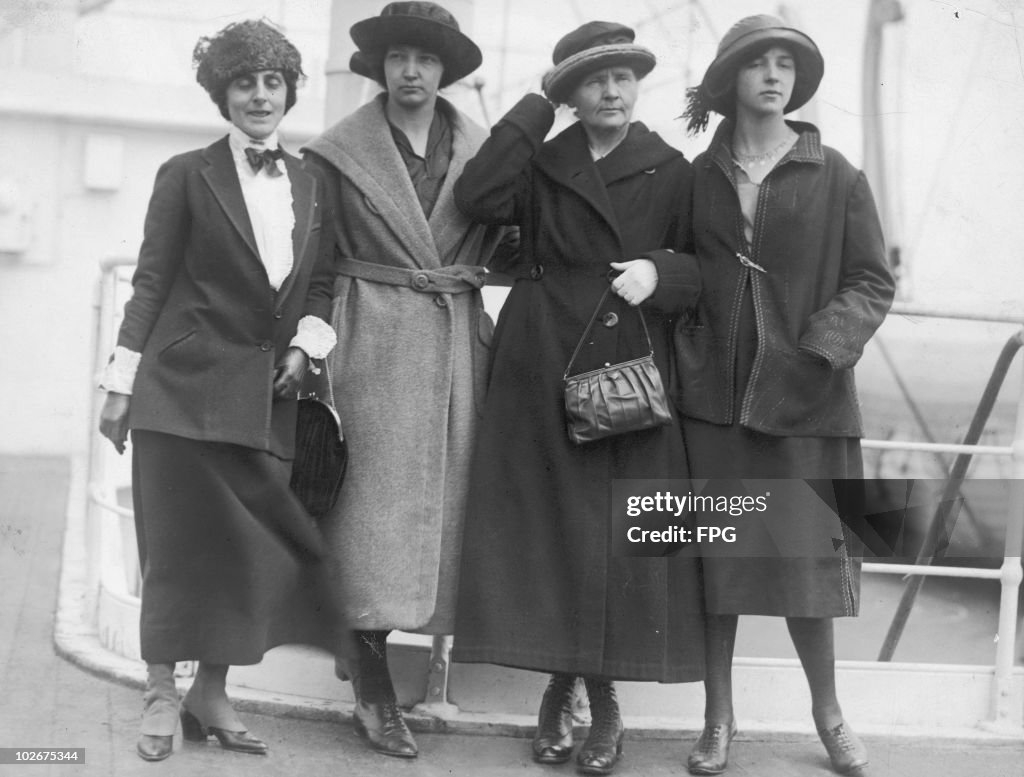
[542,21,656,104]
[685,14,823,133]
[349,1,482,88]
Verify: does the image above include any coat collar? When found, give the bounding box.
[199,136,316,305]
[303,95,485,270]
[534,121,681,247]
[705,118,824,179]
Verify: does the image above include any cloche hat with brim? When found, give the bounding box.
[684,14,823,134]
[349,1,482,88]
[542,21,656,104]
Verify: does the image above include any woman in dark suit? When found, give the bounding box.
[98,20,336,762]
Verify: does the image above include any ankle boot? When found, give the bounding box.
[137,663,178,761]
[577,678,623,775]
[350,632,417,758]
[532,673,577,764]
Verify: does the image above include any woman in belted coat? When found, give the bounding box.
[453,22,703,776]
[97,21,336,763]
[301,1,511,760]
[676,16,894,776]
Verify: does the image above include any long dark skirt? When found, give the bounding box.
[132,430,336,665]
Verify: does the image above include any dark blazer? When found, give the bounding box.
[675,120,895,437]
[117,136,334,458]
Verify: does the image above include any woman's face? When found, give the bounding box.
[569,66,638,134]
[383,44,445,110]
[734,46,795,119]
[226,69,287,139]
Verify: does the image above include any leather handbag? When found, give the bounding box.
[290,359,347,521]
[563,286,673,445]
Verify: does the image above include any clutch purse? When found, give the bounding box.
[290,359,347,521]
[563,286,673,445]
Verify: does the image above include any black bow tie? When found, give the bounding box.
[244,146,284,176]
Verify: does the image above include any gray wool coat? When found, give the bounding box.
[303,95,509,634]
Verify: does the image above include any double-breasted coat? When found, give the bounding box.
[452,95,705,682]
[117,136,336,663]
[303,96,509,634]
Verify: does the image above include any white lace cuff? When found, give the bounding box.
[289,316,337,360]
[100,346,141,395]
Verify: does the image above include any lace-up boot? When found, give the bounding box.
[577,678,623,775]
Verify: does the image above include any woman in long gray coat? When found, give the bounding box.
[302,1,510,759]
[453,22,704,776]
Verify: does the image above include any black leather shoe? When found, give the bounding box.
[818,721,868,775]
[577,679,623,775]
[687,721,737,775]
[136,734,172,761]
[532,673,577,764]
[180,707,268,755]
[353,699,418,758]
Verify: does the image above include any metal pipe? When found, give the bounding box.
[988,328,1024,731]
[861,440,1011,456]
[862,562,1002,580]
[878,331,1023,662]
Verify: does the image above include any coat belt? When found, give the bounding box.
[335,257,487,295]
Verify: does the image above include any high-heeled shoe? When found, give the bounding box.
[532,673,577,764]
[137,662,177,761]
[576,679,623,775]
[818,721,868,775]
[686,721,737,775]
[180,707,268,755]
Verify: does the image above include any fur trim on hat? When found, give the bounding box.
[193,19,304,116]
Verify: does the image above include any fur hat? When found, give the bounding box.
[684,14,823,134]
[542,21,655,104]
[193,20,305,119]
[349,2,482,89]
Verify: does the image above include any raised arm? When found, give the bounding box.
[454,94,555,225]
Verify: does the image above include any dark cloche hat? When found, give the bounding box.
[685,14,823,134]
[542,21,656,104]
[193,19,304,101]
[349,1,483,88]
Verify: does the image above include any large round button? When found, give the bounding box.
[602,312,619,328]
[412,273,430,290]
[529,264,544,280]
[434,295,449,308]
[259,341,273,352]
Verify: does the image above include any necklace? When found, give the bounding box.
[731,135,793,168]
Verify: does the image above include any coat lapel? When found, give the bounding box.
[535,123,622,246]
[200,137,261,262]
[274,151,316,307]
[427,102,485,264]
[304,96,440,269]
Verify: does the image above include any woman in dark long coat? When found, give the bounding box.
[453,22,704,776]
[97,21,336,762]
[676,15,894,777]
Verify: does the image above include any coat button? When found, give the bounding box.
[259,341,273,351]
[412,273,430,290]
[273,310,283,320]
[602,312,619,328]
[530,264,544,280]
[434,295,449,308]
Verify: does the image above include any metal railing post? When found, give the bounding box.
[988,327,1024,731]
